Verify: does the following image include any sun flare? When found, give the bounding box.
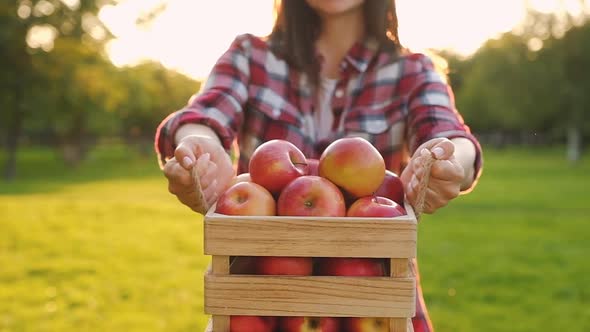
[99,0,587,80]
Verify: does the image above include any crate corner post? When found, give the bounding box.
[205,255,230,332]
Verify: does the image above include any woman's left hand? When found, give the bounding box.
[400,138,466,214]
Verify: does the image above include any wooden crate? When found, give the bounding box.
[203,203,417,332]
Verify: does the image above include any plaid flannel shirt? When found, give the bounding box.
[155,33,483,331]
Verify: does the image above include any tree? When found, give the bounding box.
[115,61,200,156]
[1,0,114,177]
[0,2,35,180]
[449,6,589,159]
[30,37,124,165]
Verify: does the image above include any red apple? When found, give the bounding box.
[319,137,385,198]
[306,158,320,176]
[315,258,385,277]
[347,196,406,218]
[230,172,252,186]
[277,176,346,217]
[280,317,340,332]
[343,317,388,332]
[255,256,313,276]
[230,315,277,332]
[374,170,405,205]
[215,182,276,216]
[249,139,307,194]
[314,257,387,332]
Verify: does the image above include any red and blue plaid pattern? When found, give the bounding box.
[155,34,483,331]
[156,34,481,177]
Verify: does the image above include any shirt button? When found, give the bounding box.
[335,89,344,98]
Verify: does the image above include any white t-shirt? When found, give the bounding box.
[314,78,338,141]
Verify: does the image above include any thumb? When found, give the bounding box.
[174,143,200,170]
[430,138,455,160]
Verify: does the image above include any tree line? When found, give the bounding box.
[1,1,588,180]
[1,0,199,180]
[445,7,589,161]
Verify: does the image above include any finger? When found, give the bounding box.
[430,138,455,160]
[412,137,447,158]
[422,187,450,214]
[427,177,461,202]
[176,192,204,213]
[168,178,195,198]
[199,161,219,188]
[203,179,219,206]
[174,143,199,170]
[430,159,464,183]
[413,186,448,215]
[205,159,218,176]
[407,174,455,213]
[404,174,419,205]
[408,152,428,174]
[217,166,236,195]
[403,152,430,186]
[207,190,219,208]
[194,153,211,177]
[195,154,218,193]
[169,174,210,214]
[413,161,425,179]
[212,153,237,194]
[163,156,179,177]
[164,161,194,190]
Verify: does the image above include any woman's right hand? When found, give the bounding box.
[163,135,235,213]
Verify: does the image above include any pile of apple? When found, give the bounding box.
[214,137,407,332]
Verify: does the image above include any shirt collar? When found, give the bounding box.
[343,37,380,73]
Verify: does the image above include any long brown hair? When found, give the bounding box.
[269,0,403,84]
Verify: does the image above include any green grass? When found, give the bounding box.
[1,145,589,331]
[418,147,590,331]
[0,146,209,332]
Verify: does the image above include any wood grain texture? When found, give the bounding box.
[210,256,230,331]
[204,274,415,317]
[390,258,412,278]
[389,258,416,329]
[203,203,418,331]
[204,209,417,258]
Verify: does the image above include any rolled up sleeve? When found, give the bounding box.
[154,34,252,168]
[405,53,483,188]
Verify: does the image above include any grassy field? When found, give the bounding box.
[0,145,588,332]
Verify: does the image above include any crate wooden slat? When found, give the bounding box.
[204,215,416,258]
[203,202,418,332]
[205,274,415,317]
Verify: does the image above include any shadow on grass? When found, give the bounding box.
[0,144,163,195]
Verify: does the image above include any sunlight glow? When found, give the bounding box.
[100,0,274,79]
[397,0,527,55]
[27,24,58,52]
[99,0,588,80]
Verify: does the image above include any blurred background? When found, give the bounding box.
[0,0,588,331]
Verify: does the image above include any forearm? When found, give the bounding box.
[174,123,222,146]
[451,137,477,191]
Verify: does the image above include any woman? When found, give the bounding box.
[155,1,483,330]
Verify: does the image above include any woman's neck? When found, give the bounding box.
[316,9,365,78]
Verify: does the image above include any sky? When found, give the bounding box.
[98,0,588,80]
